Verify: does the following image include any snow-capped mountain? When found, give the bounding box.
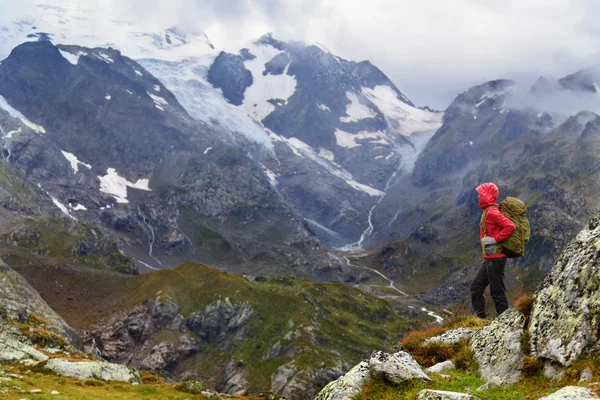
[0,2,443,249]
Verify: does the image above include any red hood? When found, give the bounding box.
[476,183,499,210]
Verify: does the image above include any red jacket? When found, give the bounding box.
[476,183,516,259]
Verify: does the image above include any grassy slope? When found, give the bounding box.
[0,366,262,400]
[8,254,414,394]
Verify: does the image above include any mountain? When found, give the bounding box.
[361,71,600,304]
[0,39,348,280]
[0,3,443,251]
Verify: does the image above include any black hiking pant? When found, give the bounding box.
[471,257,508,318]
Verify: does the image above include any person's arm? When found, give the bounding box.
[488,208,516,242]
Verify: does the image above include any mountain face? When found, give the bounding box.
[142,34,442,248]
[0,40,348,280]
[363,72,600,302]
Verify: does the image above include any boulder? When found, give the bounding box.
[417,390,478,400]
[470,308,526,386]
[427,360,455,373]
[369,351,430,384]
[44,358,141,383]
[424,328,474,346]
[314,361,369,400]
[537,386,599,399]
[529,214,600,367]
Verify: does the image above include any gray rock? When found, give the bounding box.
[529,216,600,367]
[89,299,179,364]
[537,386,599,399]
[215,359,247,395]
[369,351,430,384]
[543,362,566,381]
[44,358,141,383]
[424,328,474,346]
[476,383,490,392]
[139,342,178,371]
[185,298,256,351]
[314,361,369,400]
[417,390,478,400]
[470,308,526,386]
[427,360,455,373]
[579,369,593,383]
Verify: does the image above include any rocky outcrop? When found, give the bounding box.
[271,361,343,400]
[369,351,430,384]
[529,213,600,367]
[185,298,256,351]
[91,298,179,364]
[416,390,478,400]
[470,309,526,386]
[424,328,474,346]
[216,359,248,395]
[0,259,80,354]
[44,359,140,383]
[537,386,599,399]
[314,361,370,400]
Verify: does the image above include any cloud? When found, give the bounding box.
[4,0,600,109]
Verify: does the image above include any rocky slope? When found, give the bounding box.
[366,74,600,302]
[318,208,600,399]
[0,39,346,280]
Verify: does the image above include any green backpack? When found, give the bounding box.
[481,196,530,258]
[499,197,530,258]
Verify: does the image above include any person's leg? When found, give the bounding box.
[487,258,508,316]
[471,260,489,318]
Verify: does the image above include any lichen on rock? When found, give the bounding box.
[529,216,600,366]
[314,361,369,400]
[369,350,430,384]
[470,308,526,386]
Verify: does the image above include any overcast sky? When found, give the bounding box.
[5,0,600,108]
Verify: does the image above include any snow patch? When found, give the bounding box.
[317,103,331,112]
[261,164,278,187]
[58,49,85,65]
[69,203,87,211]
[153,84,161,92]
[61,150,92,173]
[126,90,133,95]
[135,70,143,77]
[334,129,389,149]
[148,92,168,111]
[275,134,384,197]
[141,58,273,149]
[98,168,151,204]
[95,52,114,63]
[242,44,297,121]
[204,147,213,155]
[0,95,46,134]
[105,94,111,100]
[318,148,334,161]
[340,92,376,123]
[362,86,443,136]
[51,197,76,220]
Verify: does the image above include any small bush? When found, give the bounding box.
[140,371,164,384]
[173,380,204,394]
[521,356,544,377]
[453,342,474,372]
[84,379,105,386]
[514,293,535,320]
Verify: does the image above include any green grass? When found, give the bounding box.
[357,370,570,400]
[0,365,258,399]
[126,264,413,392]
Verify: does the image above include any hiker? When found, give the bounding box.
[471,182,516,318]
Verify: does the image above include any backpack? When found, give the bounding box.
[480,196,530,258]
[499,197,530,258]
